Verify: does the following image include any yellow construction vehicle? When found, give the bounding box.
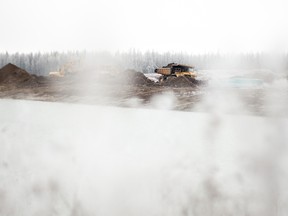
[155,63,197,78]
[48,61,79,78]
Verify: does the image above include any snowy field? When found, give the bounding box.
[0,99,288,216]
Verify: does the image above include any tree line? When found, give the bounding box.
[0,51,287,76]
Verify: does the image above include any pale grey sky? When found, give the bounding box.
[0,0,287,53]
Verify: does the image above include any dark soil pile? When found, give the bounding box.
[0,63,39,87]
[122,70,155,86]
[161,76,200,87]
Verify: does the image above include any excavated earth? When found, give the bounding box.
[0,64,204,111]
[0,63,40,87]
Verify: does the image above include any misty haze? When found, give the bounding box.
[1,0,288,215]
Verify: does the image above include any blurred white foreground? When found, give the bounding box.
[0,99,288,216]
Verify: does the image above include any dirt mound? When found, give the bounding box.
[160,76,200,87]
[123,70,155,86]
[0,63,39,87]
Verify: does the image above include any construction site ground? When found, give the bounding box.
[1,63,286,116]
[0,79,204,111]
[0,63,204,111]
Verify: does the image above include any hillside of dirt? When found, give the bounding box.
[120,70,203,87]
[0,63,40,87]
[123,70,156,86]
[161,76,202,87]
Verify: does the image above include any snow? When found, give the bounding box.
[0,99,288,216]
[144,73,162,82]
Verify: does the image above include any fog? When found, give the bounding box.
[0,83,288,216]
[1,51,288,215]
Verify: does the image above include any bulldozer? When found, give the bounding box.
[48,61,80,78]
[155,63,196,78]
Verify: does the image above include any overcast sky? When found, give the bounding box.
[0,0,287,54]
